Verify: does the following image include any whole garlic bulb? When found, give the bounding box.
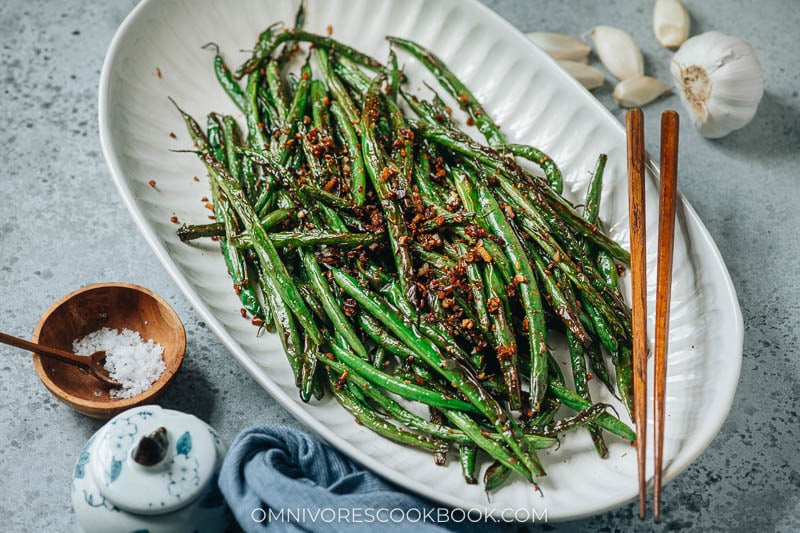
[670,32,764,138]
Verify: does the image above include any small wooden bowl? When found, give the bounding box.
[32,282,186,419]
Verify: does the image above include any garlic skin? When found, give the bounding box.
[613,75,671,107]
[586,26,644,80]
[558,60,605,90]
[670,32,764,138]
[653,0,690,49]
[526,32,590,63]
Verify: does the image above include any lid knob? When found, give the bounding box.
[90,406,222,515]
[131,427,169,466]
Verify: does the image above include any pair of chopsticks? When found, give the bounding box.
[626,108,679,523]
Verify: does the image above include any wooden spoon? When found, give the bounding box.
[0,331,120,387]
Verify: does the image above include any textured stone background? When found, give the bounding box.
[1,0,797,531]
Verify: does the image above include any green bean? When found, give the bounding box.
[358,313,418,362]
[453,242,491,336]
[388,36,505,146]
[412,147,451,208]
[330,57,370,103]
[324,366,449,454]
[414,120,631,264]
[531,403,611,438]
[302,251,368,360]
[440,409,532,481]
[615,344,635,419]
[386,49,401,100]
[277,1,306,66]
[383,81,413,198]
[527,394,561,428]
[512,210,627,342]
[566,332,609,458]
[484,460,513,493]
[581,161,634,417]
[324,354,456,437]
[417,211,473,232]
[237,30,383,79]
[205,115,265,322]
[324,354,555,450]
[324,342,479,414]
[372,346,387,370]
[175,28,638,491]
[584,154,607,226]
[548,382,635,442]
[361,76,416,305]
[202,43,246,112]
[410,244,455,271]
[462,171,548,410]
[256,260,303,385]
[528,243,591,346]
[207,113,227,165]
[331,267,545,477]
[459,445,478,485]
[483,262,521,409]
[256,230,381,248]
[176,208,290,242]
[300,337,319,402]
[222,116,255,198]
[597,245,621,295]
[245,68,269,155]
[200,152,321,344]
[582,312,615,388]
[300,184,353,210]
[171,99,321,347]
[504,143,563,194]
[330,100,366,205]
[265,60,288,121]
[297,283,326,323]
[316,48,358,123]
[168,97,206,144]
[368,265,479,369]
[277,61,311,166]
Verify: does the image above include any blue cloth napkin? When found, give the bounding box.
[218,426,503,532]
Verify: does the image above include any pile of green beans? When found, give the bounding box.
[172,6,635,492]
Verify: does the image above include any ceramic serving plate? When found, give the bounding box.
[99,0,743,520]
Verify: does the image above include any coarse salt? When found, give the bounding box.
[72,327,166,399]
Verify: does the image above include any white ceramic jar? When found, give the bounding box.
[71,405,230,533]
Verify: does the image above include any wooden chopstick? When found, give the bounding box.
[653,110,679,523]
[626,108,648,520]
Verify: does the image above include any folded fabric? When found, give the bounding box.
[217,425,502,533]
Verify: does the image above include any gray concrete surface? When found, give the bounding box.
[1,0,798,531]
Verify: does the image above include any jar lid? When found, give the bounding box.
[90,405,219,515]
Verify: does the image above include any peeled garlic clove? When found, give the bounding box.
[671,32,764,138]
[586,26,644,80]
[653,0,691,49]
[558,60,605,90]
[526,32,590,63]
[613,75,671,107]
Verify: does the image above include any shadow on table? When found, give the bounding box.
[160,352,216,422]
[712,91,800,161]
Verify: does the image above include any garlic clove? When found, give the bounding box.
[526,32,590,63]
[653,0,691,49]
[586,26,644,81]
[613,75,671,108]
[670,31,764,138]
[558,60,605,90]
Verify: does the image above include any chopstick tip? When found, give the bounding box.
[626,108,644,128]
